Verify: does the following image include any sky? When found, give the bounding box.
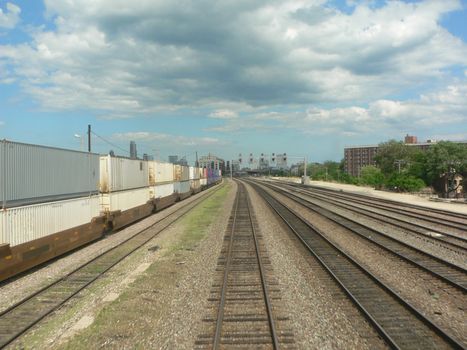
[0,0,466,165]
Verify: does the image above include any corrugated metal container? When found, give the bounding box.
[189,166,200,180]
[0,195,100,246]
[100,156,149,192]
[149,161,174,185]
[200,178,207,186]
[0,140,100,208]
[173,165,190,181]
[202,168,208,179]
[190,179,201,191]
[174,181,191,194]
[150,183,174,199]
[100,187,150,213]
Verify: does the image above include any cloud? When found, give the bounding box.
[208,109,238,119]
[210,82,467,136]
[0,2,20,29]
[112,131,223,147]
[0,0,465,118]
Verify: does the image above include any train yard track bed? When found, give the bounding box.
[2,177,465,349]
[252,180,467,346]
[1,183,233,349]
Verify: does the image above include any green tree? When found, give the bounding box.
[386,173,426,192]
[424,141,467,185]
[360,165,384,187]
[374,140,419,176]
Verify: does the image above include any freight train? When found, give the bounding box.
[0,140,222,282]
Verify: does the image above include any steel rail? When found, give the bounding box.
[212,186,240,349]
[250,181,465,350]
[286,182,467,229]
[283,181,467,221]
[213,181,280,349]
[246,183,280,349]
[259,181,467,292]
[0,184,224,349]
[280,183,467,250]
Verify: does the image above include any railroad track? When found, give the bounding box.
[196,181,294,349]
[249,181,465,349]
[285,182,467,233]
[257,181,467,292]
[278,182,467,251]
[0,184,224,349]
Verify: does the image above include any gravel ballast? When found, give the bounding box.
[5,182,235,349]
[245,182,388,349]
[260,183,466,344]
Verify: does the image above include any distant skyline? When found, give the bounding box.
[1,0,466,164]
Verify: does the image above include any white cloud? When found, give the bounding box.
[209,109,238,119]
[112,131,223,147]
[0,2,20,29]
[0,0,465,118]
[212,82,467,136]
[430,133,467,142]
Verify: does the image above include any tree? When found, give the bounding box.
[374,140,419,176]
[423,141,467,195]
[360,165,384,187]
[386,173,426,192]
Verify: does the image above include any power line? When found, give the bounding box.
[91,131,130,155]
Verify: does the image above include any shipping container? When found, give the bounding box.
[174,181,191,195]
[150,183,175,199]
[0,140,100,208]
[0,195,100,247]
[100,156,149,192]
[200,178,207,186]
[190,179,201,192]
[173,165,190,181]
[201,168,207,179]
[149,161,174,185]
[100,187,151,213]
[189,166,200,180]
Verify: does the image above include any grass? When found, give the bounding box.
[53,183,231,350]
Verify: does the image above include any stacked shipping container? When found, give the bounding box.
[0,141,101,246]
[148,161,175,200]
[0,141,222,282]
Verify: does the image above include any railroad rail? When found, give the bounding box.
[0,184,224,349]
[249,181,465,349]
[286,182,467,232]
[196,181,294,349]
[278,182,467,251]
[257,181,467,292]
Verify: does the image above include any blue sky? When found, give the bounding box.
[0,0,466,164]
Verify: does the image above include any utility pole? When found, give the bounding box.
[87,124,91,152]
[395,160,404,174]
[304,156,307,177]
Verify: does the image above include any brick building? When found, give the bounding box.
[343,135,464,177]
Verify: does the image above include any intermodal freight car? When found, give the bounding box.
[0,140,222,282]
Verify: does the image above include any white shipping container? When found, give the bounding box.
[174,165,190,181]
[100,187,151,213]
[150,183,175,199]
[190,179,201,191]
[149,161,174,184]
[100,156,149,192]
[189,166,200,180]
[0,195,100,247]
[0,140,100,208]
[181,166,189,181]
[174,181,191,194]
[200,178,207,186]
